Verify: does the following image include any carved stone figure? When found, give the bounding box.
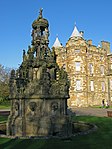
[38,8,43,19]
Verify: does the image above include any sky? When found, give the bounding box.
[0,0,112,68]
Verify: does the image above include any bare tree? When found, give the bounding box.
[0,64,12,103]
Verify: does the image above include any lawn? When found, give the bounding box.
[0,116,8,123]
[0,116,112,149]
[0,103,11,110]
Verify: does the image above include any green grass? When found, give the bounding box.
[0,116,112,149]
[0,103,11,110]
[0,116,8,123]
[91,105,112,109]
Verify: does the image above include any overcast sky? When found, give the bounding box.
[0,0,112,68]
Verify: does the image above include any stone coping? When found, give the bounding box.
[0,122,97,139]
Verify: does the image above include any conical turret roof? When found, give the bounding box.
[71,25,82,38]
[52,37,62,48]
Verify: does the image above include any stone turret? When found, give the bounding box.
[7,9,71,138]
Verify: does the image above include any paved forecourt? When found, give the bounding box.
[71,107,112,117]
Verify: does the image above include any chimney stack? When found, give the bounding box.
[101,41,110,54]
[87,40,92,46]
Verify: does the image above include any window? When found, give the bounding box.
[89,63,94,75]
[90,80,94,91]
[100,56,103,61]
[75,49,80,53]
[76,80,81,91]
[101,65,104,75]
[88,54,92,58]
[75,62,81,71]
[101,82,105,92]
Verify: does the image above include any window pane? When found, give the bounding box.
[90,80,94,91]
[76,80,81,90]
[101,82,105,91]
[75,62,80,71]
[75,49,80,53]
[101,65,104,74]
[89,64,93,74]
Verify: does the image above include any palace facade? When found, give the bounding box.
[53,26,112,107]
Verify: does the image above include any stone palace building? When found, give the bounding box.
[52,26,112,107]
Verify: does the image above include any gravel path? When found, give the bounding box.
[71,107,112,117]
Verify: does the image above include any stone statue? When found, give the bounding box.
[38,8,43,19]
[45,28,49,41]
